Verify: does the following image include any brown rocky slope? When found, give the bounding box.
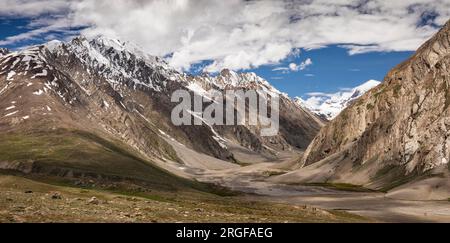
[274,19,450,200]
[0,36,323,190]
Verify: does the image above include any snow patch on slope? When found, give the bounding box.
[33,89,44,95]
[4,110,18,117]
[31,69,48,79]
[6,71,16,80]
[5,105,15,111]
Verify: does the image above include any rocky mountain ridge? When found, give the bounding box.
[0,35,323,183]
[274,20,450,199]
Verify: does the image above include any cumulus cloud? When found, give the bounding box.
[299,58,313,70]
[289,63,299,72]
[1,0,449,72]
[274,58,312,73]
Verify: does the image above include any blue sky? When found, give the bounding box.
[188,46,414,98]
[0,0,446,98]
[250,47,414,98]
[0,17,421,98]
[0,18,31,45]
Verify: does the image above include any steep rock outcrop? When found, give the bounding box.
[296,20,450,193]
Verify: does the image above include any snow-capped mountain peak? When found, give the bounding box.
[295,79,381,120]
[184,68,289,101]
[41,35,185,93]
[350,79,381,97]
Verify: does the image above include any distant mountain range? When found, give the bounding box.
[294,80,381,120]
[0,35,323,184]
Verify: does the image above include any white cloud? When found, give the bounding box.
[272,67,290,72]
[270,77,283,80]
[0,0,70,17]
[0,18,77,46]
[273,58,312,73]
[1,0,449,72]
[299,58,313,70]
[289,63,299,72]
[306,92,334,97]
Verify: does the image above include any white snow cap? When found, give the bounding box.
[296,80,381,120]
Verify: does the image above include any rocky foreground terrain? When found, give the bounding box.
[0,173,365,223]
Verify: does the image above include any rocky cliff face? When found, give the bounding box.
[297,20,450,192]
[0,36,323,179]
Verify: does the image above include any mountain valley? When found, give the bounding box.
[1,20,450,223]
